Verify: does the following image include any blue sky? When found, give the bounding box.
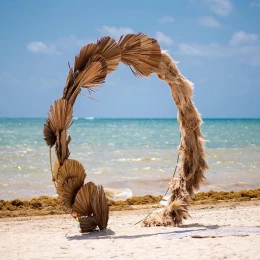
[0,0,259,118]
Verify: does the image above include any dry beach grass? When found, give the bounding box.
[1,189,260,218]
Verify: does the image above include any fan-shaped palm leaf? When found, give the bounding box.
[74,43,100,72]
[43,119,56,147]
[118,33,141,66]
[72,182,97,216]
[131,35,161,77]
[43,99,73,148]
[56,159,86,196]
[60,177,84,211]
[97,36,121,73]
[91,185,109,230]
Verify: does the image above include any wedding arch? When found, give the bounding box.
[43,33,208,231]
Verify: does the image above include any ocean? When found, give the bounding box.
[0,118,260,200]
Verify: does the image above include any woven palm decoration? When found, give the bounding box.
[43,32,208,230]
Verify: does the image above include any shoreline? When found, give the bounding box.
[1,188,259,219]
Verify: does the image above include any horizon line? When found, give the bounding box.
[0,117,260,120]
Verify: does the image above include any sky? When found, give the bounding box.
[0,0,259,118]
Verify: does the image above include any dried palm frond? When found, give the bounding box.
[56,159,86,196]
[48,99,73,131]
[97,37,121,73]
[67,55,108,105]
[60,177,84,211]
[118,33,161,77]
[131,35,161,77]
[91,185,109,230]
[63,68,74,100]
[74,43,100,73]
[74,55,108,88]
[43,119,56,147]
[118,33,141,66]
[53,160,60,182]
[72,182,97,216]
[56,129,70,165]
[79,216,99,232]
[43,99,73,157]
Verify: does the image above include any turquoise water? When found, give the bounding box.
[0,118,260,200]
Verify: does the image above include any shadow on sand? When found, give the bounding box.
[66,223,222,241]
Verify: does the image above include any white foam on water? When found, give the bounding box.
[104,188,133,201]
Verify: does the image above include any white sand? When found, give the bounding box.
[1,201,260,260]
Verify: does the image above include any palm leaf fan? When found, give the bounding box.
[74,43,100,73]
[72,182,97,216]
[97,36,121,73]
[131,35,161,77]
[65,44,101,105]
[43,99,73,147]
[43,118,56,147]
[74,54,108,88]
[60,177,84,211]
[118,33,141,67]
[91,185,109,230]
[49,99,73,131]
[56,159,86,196]
[68,55,108,105]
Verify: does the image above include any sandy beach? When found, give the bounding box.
[1,200,260,260]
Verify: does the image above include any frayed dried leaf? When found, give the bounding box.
[72,182,97,216]
[56,159,86,195]
[91,185,109,230]
[60,177,84,211]
[79,216,99,232]
[97,37,121,73]
[74,43,100,72]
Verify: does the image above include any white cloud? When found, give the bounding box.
[27,35,92,55]
[197,16,221,28]
[251,0,260,7]
[155,32,174,46]
[230,31,259,45]
[98,26,134,39]
[204,0,233,16]
[177,43,224,56]
[158,16,174,24]
[176,31,260,66]
[27,41,58,54]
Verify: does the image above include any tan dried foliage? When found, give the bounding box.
[43,98,73,163]
[118,33,161,77]
[74,43,100,72]
[96,37,121,73]
[59,177,84,211]
[79,216,99,232]
[56,159,86,196]
[118,33,141,66]
[53,160,60,182]
[44,32,208,227]
[72,182,97,216]
[91,185,109,230]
